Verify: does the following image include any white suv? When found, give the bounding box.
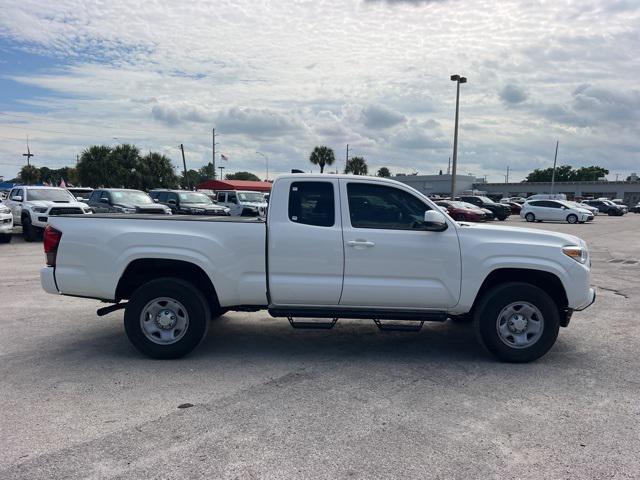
[4,186,92,241]
[215,190,268,216]
[0,202,13,243]
[521,200,593,224]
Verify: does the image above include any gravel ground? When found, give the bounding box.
[1,215,639,479]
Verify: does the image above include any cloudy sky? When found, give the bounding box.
[0,0,638,182]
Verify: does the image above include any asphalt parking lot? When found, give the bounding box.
[1,215,639,479]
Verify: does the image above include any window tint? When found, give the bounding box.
[216,192,226,202]
[529,201,542,206]
[167,193,178,203]
[227,193,238,203]
[157,192,169,202]
[347,183,430,230]
[288,181,335,227]
[89,190,101,202]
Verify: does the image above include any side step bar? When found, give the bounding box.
[270,306,448,332]
[269,306,448,322]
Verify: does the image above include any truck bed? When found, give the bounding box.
[47,214,268,306]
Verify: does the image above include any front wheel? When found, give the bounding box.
[124,278,211,359]
[22,215,37,242]
[567,214,578,224]
[525,212,535,222]
[474,282,560,363]
[0,233,11,243]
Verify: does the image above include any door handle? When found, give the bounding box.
[347,240,375,247]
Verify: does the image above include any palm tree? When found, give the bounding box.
[19,165,40,185]
[345,156,368,176]
[376,167,391,177]
[309,146,335,174]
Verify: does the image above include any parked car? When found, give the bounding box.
[149,190,230,216]
[215,190,268,216]
[41,174,595,363]
[521,200,593,224]
[567,201,598,216]
[458,195,511,221]
[0,202,13,243]
[435,200,487,222]
[609,199,629,213]
[500,200,522,215]
[630,202,640,214]
[505,196,526,205]
[67,187,94,202]
[4,186,92,241]
[583,199,625,216]
[87,189,172,215]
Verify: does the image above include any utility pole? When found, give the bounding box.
[550,140,559,194]
[212,128,216,180]
[506,166,509,184]
[447,157,451,175]
[180,144,189,189]
[218,166,225,180]
[346,144,349,172]
[450,75,467,199]
[23,136,34,167]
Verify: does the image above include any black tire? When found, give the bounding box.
[22,215,37,242]
[498,215,507,221]
[525,212,535,222]
[0,233,11,244]
[567,214,578,224]
[211,307,229,320]
[474,282,560,363]
[455,213,466,221]
[124,278,211,359]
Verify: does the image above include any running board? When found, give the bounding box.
[373,318,424,332]
[269,306,447,322]
[287,317,339,329]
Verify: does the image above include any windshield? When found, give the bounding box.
[28,188,75,202]
[477,196,495,204]
[178,192,212,204]
[111,191,153,204]
[237,192,265,203]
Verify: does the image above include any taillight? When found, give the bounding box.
[43,225,62,267]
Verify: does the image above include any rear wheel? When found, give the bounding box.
[567,214,578,224]
[474,282,560,363]
[124,278,210,359]
[525,212,535,222]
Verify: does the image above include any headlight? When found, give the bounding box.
[32,207,48,213]
[563,245,588,264]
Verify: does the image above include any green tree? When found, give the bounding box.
[198,163,216,180]
[138,152,179,190]
[180,169,204,189]
[309,146,335,174]
[109,144,141,187]
[77,145,113,187]
[225,171,261,181]
[19,165,40,184]
[376,167,391,177]
[525,165,573,182]
[572,166,609,181]
[345,156,368,175]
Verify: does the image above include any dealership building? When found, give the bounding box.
[394,174,640,205]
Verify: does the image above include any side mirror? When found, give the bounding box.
[168,199,176,205]
[12,195,23,202]
[76,196,84,201]
[423,210,448,231]
[153,198,159,203]
[100,198,109,204]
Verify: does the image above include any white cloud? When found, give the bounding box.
[0,0,639,181]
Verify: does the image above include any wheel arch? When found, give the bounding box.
[472,268,569,323]
[115,258,220,312]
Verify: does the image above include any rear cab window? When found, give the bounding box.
[288,181,335,227]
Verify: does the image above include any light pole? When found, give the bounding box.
[256,151,269,181]
[450,74,467,199]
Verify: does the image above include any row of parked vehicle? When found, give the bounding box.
[0,185,269,242]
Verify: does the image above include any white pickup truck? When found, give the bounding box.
[41,174,595,362]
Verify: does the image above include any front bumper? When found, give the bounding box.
[575,287,596,311]
[41,267,59,294]
[0,215,12,233]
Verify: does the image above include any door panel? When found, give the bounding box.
[340,180,461,309]
[268,179,344,305]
